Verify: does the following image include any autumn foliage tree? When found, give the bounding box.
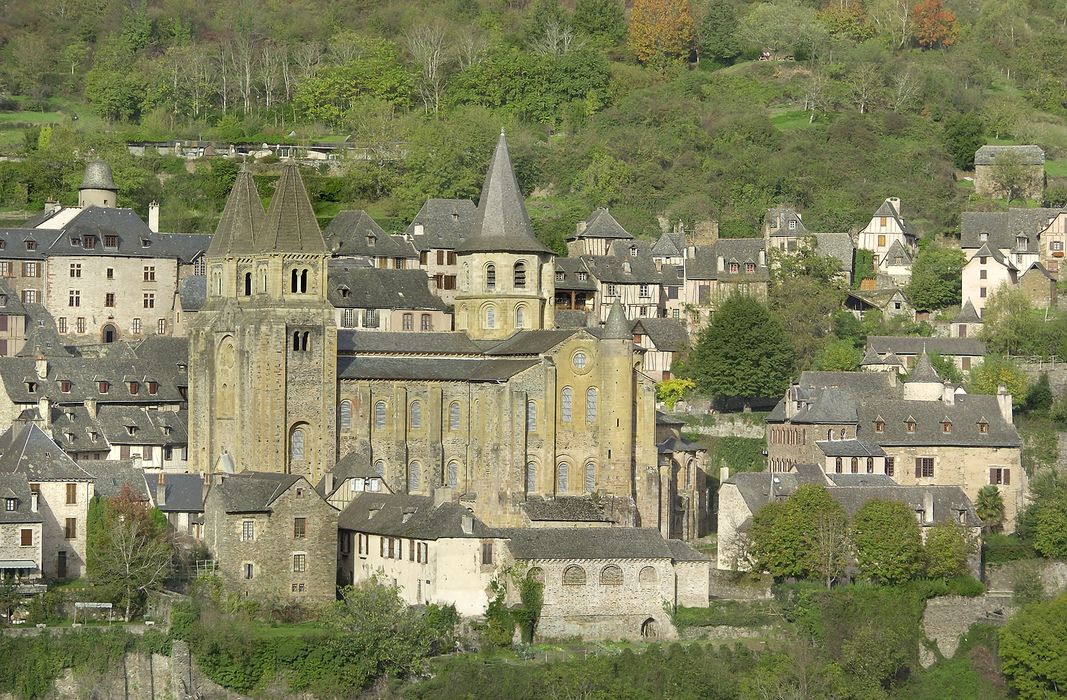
[911,0,959,48]
[627,0,695,65]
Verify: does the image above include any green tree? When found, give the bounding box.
[942,112,985,170]
[851,500,926,584]
[988,151,1038,202]
[771,275,845,369]
[999,592,1067,699]
[814,338,861,371]
[656,378,694,409]
[1025,372,1053,414]
[627,0,696,65]
[966,355,1029,407]
[741,0,826,61]
[699,0,742,63]
[574,0,626,44]
[748,484,848,582]
[687,295,796,407]
[924,521,976,580]
[975,485,1005,531]
[906,244,965,310]
[1017,472,1067,558]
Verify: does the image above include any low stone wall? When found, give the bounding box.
[678,624,774,641]
[708,569,774,600]
[985,559,1067,596]
[920,594,1016,668]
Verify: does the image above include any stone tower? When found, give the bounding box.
[78,159,118,208]
[188,165,337,482]
[454,131,555,340]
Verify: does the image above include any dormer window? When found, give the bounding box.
[729,262,739,274]
[905,418,916,433]
[555,271,565,282]
[24,240,36,251]
[141,238,151,248]
[941,419,952,434]
[126,425,137,436]
[162,426,171,436]
[874,419,885,433]
[788,220,797,230]
[1017,236,1027,251]
[70,237,80,246]
[129,381,139,395]
[26,382,36,393]
[104,235,118,248]
[366,235,375,247]
[98,381,109,394]
[83,236,95,250]
[60,380,72,393]
[978,420,989,434]
[147,381,158,395]
[745,262,755,273]
[578,272,588,281]
[629,246,638,257]
[980,232,988,242]
[4,498,15,512]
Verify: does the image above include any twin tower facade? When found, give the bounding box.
[188,135,662,530]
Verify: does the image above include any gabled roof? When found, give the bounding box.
[144,472,205,513]
[859,346,885,366]
[765,207,808,237]
[337,356,539,382]
[207,170,265,257]
[881,239,912,266]
[970,243,1017,271]
[210,472,305,513]
[651,231,683,257]
[974,144,1045,166]
[569,209,634,241]
[0,473,42,524]
[259,164,327,255]
[404,199,477,252]
[324,211,417,259]
[632,318,689,352]
[502,526,674,560]
[338,492,492,539]
[0,422,94,481]
[455,132,551,255]
[815,438,886,458]
[951,300,982,325]
[90,460,150,500]
[337,331,483,356]
[553,257,597,290]
[906,352,941,383]
[960,209,1059,251]
[1020,261,1056,281]
[870,199,913,237]
[327,264,448,311]
[522,496,612,523]
[867,335,986,357]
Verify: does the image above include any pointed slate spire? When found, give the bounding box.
[259,163,327,254]
[859,346,883,366]
[602,299,631,340]
[455,131,552,255]
[207,169,266,257]
[906,351,941,383]
[952,300,982,325]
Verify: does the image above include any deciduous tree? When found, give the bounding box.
[698,0,741,63]
[905,244,964,310]
[924,521,976,579]
[999,592,1067,699]
[851,500,925,584]
[748,484,848,582]
[911,0,959,48]
[627,0,695,65]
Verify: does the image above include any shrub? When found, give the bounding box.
[983,533,1033,563]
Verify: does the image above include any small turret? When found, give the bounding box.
[602,300,631,340]
[78,158,119,208]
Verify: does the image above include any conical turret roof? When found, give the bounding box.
[951,300,982,325]
[207,170,266,257]
[859,346,883,366]
[259,163,327,254]
[79,158,117,191]
[906,351,941,383]
[602,300,631,339]
[455,131,552,255]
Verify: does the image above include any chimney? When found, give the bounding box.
[622,261,631,274]
[942,383,955,405]
[717,256,725,272]
[37,397,50,428]
[758,249,766,267]
[687,246,696,258]
[922,490,934,525]
[576,220,588,235]
[148,201,160,232]
[324,472,335,495]
[30,492,38,513]
[997,385,1013,423]
[887,197,901,214]
[84,399,97,419]
[34,354,47,380]
[45,200,60,214]
[156,473,167,508]
[461,511,474,535]
[413,223,424,236]
[719,466,730,483]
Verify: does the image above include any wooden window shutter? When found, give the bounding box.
[1003,469,1010,485]
[379,536,384,557]
[989,467,996,485]
[915,458,922,478]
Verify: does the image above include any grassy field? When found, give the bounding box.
[1046,159,1067,177]
[769,108,811,131]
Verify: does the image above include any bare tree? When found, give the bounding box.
[258,41,281,111]
[292,41,324,80]
[457,29,488,69]
[329,30,364,64]
[408,23,451,115]
[804,72,830,123]
[813,512,850,589]
[229,36,258,115]
[890,69,918,112]
[529,21,583,57]
[847,63,883,114]
[214,45,230,115]
[870,0,912,49]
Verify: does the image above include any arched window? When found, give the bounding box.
[584,462,595,493]
[866,457,874,474]
[446,460,459,488]
[408,462,421,492]
[561,387,573,422]
[292,331,301,352]
[485,306,495,329]
[827,429,833,441]
[374,460,385,477]
[485,264,496,291]
[300,269,309,293]
[410,401,422,429]
[839,428,846,439]
[526,400,536,432]
[686,459,694,488]
[850,457,859,474]
[526,462,536,493]
[290,268,298,293]
[290,428,305,462]
[835,457,842,473]
[374,401,386,429]
[556,462,569,493]
[301,331,310,351]
[600,565,623,585]
[639,566,658,588]
[244,272,252,296]
[562,565,586,586]
[515,305,526,329]
[528,566,544,584]
[339,400,352,430]
[449,402,461,431]
[513,262,526,289]
[586,388,597,423]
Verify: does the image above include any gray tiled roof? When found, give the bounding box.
[338,492,492,539]
[815,438,886,457]
[93,406,188,447]
[337,356,539,382]
[906,352,941,383]
[259,164,328,255]
[554,309,592,329]
[19,305,70,358]
[792,387,859,424]
[603,300,631,340]
[328,264,447,311]
[502,526,674,560]
[80,159,117,190]
[651,231,683,257]
[0,229,50,260]
[951,301,982,325]
[179,275,207,311]
[881,239,912,266]
[974,144,1045,166]
[337,331,482,355]
[0,473,43,524]
[960,209,1059,251]
[856,394,1020,447]
[765,207,808,237]
[0,351,188,405]
[667,538,710,562]
[207,171,265,257]
[582,240,668,284]
[324,211,417,259]
[867,336,986,357]
[144,472,205,512]
[569,209,634,241]
[404,199,477,252]
[90,460,150,500]
[455,133,551,255]
[554,258,597,290]
[522,496,611,523]
[632,318,688,352]
[870,199,913,238]
[814,232,855,272]
[211,472,304,513]
[0,422,94,481]
[483,330,581,356]
[685,239,769,281]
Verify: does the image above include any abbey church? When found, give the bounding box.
[188,133,674,532]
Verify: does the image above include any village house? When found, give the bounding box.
[144,471,205,541]
[682,239,770,332]
[1035,210,1067,276]
[631,318,689,381]
[865,335,986,373]
[0,280,28,358]
[581,239,668,322]
[856,197,916,280]
[973,145,1046,200]
[765,363,1025,530]
[844,289,914,321]
[566,208,636,257]
[0,422,94,579]
[405,198,478,304]
[323,210,419,270]
[552,257,598,318]
[203,471,338,601]
[328,263,452,332]
[716,463,981,573]
[762,207,855,284]
[0,473,44,584]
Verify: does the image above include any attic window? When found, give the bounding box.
[162,426,171,435]
[729,262,739,274]
[0,241,5,249]
[83,236,95,250]
[978,420,989,434]
[24,240,36,251]
[874,420,885,433]
[555,271,565,282]
[941,420,952,434]
[340,287,350,298]
[578,271,588,281]
[4,498,15,512]
[746,262,755,273]
[70,237,81,246]
[141,238,151,248]
[126,425,137,436]
[980,232,988,242]
[788,221,797,230]
[60,380,72,393]
[129,381,139,395]
[26,382,36,393]
[905,418,916,433]
[147,381,158,395]
[366,235,375,247]
[629,246,638,257]
[104,235,118,248]
[98,381,109,394]
[0,295,6,307]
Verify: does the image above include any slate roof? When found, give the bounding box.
[337,356,539,382]
[791,387,859,424]
[0,351,188,405]
[848,288,908,311]
[651,231,684,257]
[93,406,188,447]
[0,229,50,260]
[211,472,304,513]
[1021,261,1056,281]
[179,275,207,311]
[960,209,1060,251]
[815,439,886,457]
[337,331,482,355]
[328,264,448,311]
[975,145,1045,166]
[603,300,631,340]
[554,257,597,290]
[824,473,897,487]
[522,496,611,523]
[455,132,552,255]
[869,199,913,238]
[814,232,855,273]
[80,159,118,190]
[656,411,685,427]
[338,493,493,539]
[867,336,986,357]
[685,239,769,281]
[207,170,264,257]
[0,422,94,481]
[859,346,885,366]
[724,469,828,512]
[632,318,689,352]
[951,301,982,325]
[765,207,808,236]
[404,199,477,252]
[259,164,328,255]
[502,527,675,560]
[582,241,667,284]
[144,472,205,512]
[0,474,43,524]
[90,460,150,500]
[554,309,592,329]
[483,330,581,356]
[18,305,71,359]
[906,352,941,383]
[569,209,634,241]
[881,239,912,266]
[667,539,710,562]
[324,211,417,259]
[657,435,703,453]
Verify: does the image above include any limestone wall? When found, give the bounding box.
[920,594,1015,667]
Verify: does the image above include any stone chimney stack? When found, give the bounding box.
[84,399,97,419]
[717,256,725,272]
[942,383,955,405]
[324,472,335,495]
[758,249,766,267]
[576,220,588,235]
[434,486,453,507]
[719,466,730,483]
[34,354,47,380]
[157,473,167,508]
[30,491,39,512]
[888,197,901,214]
[997,385,1013,424]
[148,201,160,233]
[38,397,50,428]
[922,490,934,524]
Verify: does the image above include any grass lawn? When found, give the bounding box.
[1046,159,1067,177]
[769,108,811,131]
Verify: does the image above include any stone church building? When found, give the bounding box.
[189,134,687,537]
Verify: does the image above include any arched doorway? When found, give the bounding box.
[102,324,117,343]
[641,618,658,638]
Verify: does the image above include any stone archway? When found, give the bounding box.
[641,617,658,638]
[102,324,118,343]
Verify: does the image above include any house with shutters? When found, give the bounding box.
[765,361,1024,530]
[328,262,452,333]
[0,473,44,583]
[682,239,770,332]
[865,335,986,374]
[405,198,479,304]
[323,210,419,270]
[857,198,916,273]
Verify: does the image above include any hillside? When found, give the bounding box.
[1,0,1066,246]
